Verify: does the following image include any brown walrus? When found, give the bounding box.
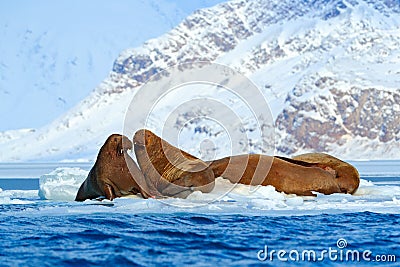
[291,153,360,194]
[207,154,345,196]
[75,134,162,201]
[133,129,215,198]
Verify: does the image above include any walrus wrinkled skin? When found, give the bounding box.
[133,129,215,198]
[207,154,345,196]
[75,134,162,201]
[291,153,360,194]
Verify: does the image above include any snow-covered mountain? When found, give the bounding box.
[0,0,224,131]
[1,0,399,162]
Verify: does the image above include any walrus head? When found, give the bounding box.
[133,129,215,198]
[133,129,206,172]
[133,129,152,148]
[101,134,133,158]
[75,133,161,201]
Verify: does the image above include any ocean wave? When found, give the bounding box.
[1,212,399,266]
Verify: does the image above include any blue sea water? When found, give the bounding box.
[0,161,399,266]
[0,211,399,266]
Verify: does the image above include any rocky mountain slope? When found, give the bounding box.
[1,0,399,162]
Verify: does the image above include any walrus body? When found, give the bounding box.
[133,129,215,198]
[207,154,344,196]
[75,134,161,201]
[76,131,359,200]
[292,153,360,194]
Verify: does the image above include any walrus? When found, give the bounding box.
[206,154,344,196]
[291,153,360,194]
[133,129,215,198]
[75,134,162,201]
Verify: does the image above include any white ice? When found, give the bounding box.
[0,167,389,215]
[0,189,37,205]
[38,167,88,201]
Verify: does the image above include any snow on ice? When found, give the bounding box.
[14,167,396,216]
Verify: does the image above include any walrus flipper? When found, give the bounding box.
[275,156,315,167]
[276,156,337,177]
